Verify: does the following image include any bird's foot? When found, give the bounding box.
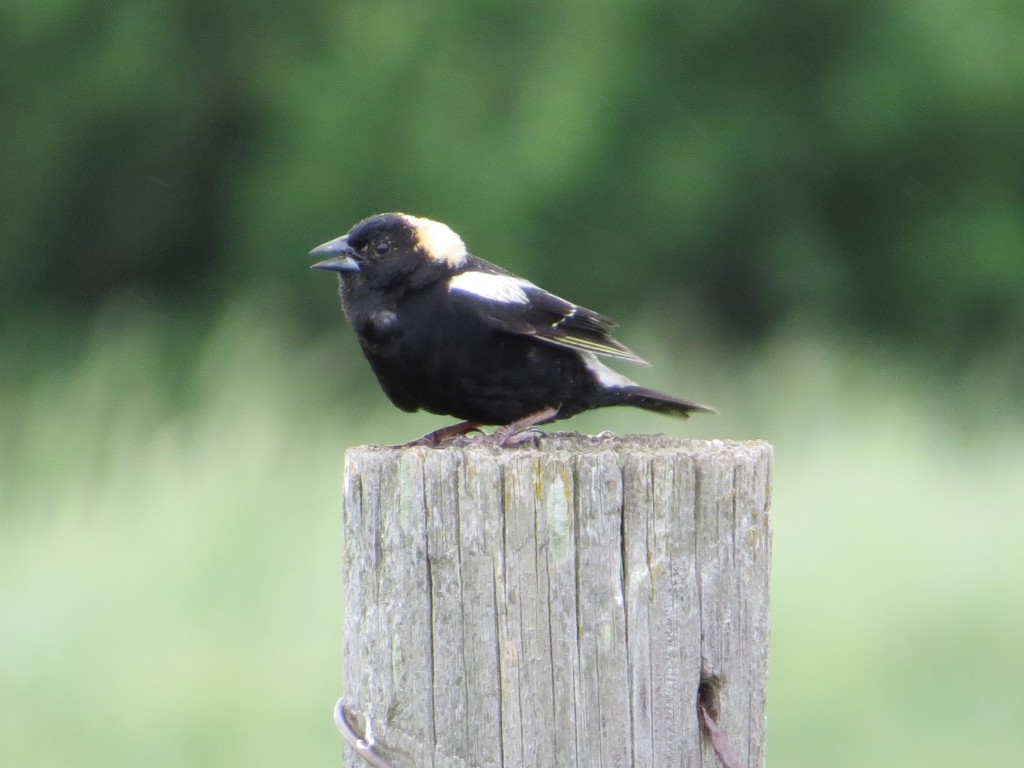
[391,408,558,449]
[391,420,483,449]
[492,428,545,448]
[443,432,490,447]
[444,427,543,448]
[480,407,559,448]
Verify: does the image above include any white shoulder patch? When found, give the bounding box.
[402,214,468,266]
[448,271,533,304]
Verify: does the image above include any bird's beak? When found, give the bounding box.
[310,235,361,273]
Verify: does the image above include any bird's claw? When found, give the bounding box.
[391,434,440,449]
[390,421,484,449]
[487,427,544,448]
[391,408,554,449]
[439,429,489,448]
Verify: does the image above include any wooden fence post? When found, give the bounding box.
[340,434,773,767]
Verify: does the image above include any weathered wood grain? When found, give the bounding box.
[342,434,772,767]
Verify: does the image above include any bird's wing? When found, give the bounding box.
[447,267,648,364]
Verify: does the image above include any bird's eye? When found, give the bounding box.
[374,241,391,256]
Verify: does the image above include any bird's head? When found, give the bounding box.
[310,213,468,289]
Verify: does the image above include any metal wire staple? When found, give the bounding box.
[334,699,395,768]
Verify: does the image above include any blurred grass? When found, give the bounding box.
[2,300,1023,767]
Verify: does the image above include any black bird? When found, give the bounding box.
[311,213,713,446]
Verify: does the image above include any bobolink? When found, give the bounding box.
[311,213,713,446]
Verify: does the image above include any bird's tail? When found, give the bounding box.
[613,386,716,419]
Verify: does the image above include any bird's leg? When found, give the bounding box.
[486,406,559,447]
[392,420,483,449]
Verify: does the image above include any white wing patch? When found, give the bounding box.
[551,306,578,328]
[449,271,533,304]
[582,352,636,389]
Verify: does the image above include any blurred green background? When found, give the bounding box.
[2,1,1023,766]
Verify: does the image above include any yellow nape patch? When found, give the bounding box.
[402,214,467,266]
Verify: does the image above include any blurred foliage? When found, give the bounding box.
[2,308,1023,767]
[2,0,1022,365]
